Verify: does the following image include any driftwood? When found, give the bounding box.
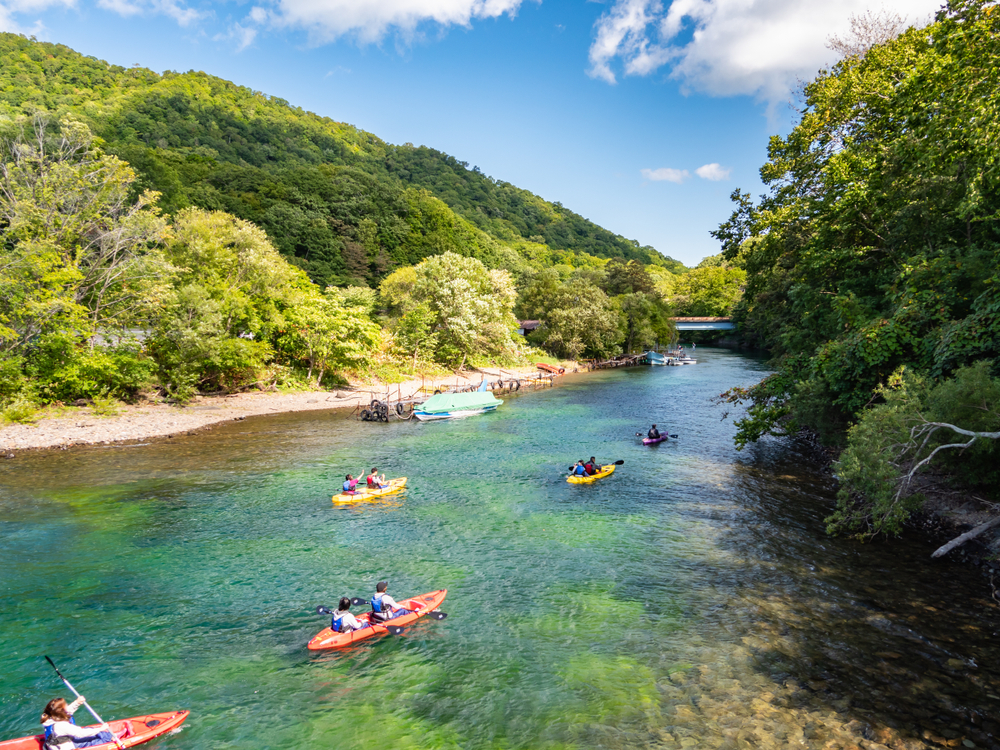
[931,515,1000,558]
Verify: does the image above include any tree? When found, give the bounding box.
[671,264,746,317]
[830,363,1000,551]
[278,289,381,385]
[0,116,170,353]
[378,251,520,368]
[716,0,1000,448]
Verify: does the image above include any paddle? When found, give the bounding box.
[44,656,126,750]
[635,432,678,438]
[567,459,625,471]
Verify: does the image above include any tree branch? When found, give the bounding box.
[931,515,1000,558]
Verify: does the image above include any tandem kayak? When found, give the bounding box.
[566,464,616,484]
[643,435,668,445]
[0,711,189,750]
[308,589,447,650]
[333,477,407,504]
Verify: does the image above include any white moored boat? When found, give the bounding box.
[413,387,503,421]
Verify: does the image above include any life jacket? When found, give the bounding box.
[371,592,393,617]
[331,611,348,632]
[584,463,596,474]
[574,465,587,476]
[648,429,660,439]
[342,480,353,493]
[43,721,76,750]
[367,475,377,486]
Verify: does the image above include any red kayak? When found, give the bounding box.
[643,435,668,445]
[308,589,447,650]
[0,711,189,750]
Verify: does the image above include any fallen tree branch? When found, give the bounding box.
[931,515,1000,558]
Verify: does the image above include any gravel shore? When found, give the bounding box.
[0,367,551,453]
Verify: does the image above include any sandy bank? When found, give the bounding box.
[0,366,564,453]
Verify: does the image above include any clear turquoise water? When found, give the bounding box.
[2,349,998,750]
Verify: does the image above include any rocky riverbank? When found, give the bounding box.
[0,366,559,453]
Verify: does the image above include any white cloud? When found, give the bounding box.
[264,0,530,45]
[588,0,941,103]
[0,0,72,32]
[96,0,204,25]
[695,162,729,181]
[642,167,689,183]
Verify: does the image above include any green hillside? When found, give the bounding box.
[0,33,681,288]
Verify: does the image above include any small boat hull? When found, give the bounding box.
[643,436,668,445]
[0,711,189,750]
[333,477,407,504]
[566,464,616,484]
[413,406,499,421]
[308,589,448,650]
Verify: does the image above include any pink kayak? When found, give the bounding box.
[642,435,668,445]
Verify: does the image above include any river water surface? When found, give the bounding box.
[2,349,998,750]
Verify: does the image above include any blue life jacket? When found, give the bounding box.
[371,593,391,613]
[332,613,346,632]
[574,465,587,476]
[343,480,352,492]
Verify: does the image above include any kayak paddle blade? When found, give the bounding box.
[384,625,405,635]
[351,597,366,607]
[614,459,625,465]
[430,611,448,620]
[670,434,678,438]
[316,605,333,616]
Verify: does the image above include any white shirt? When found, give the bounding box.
[376,593,400,610]
[335,610,366,631]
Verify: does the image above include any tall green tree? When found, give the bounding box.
[717,0,1000,447]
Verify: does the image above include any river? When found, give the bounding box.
[1,348,997,750]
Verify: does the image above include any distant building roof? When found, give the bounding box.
[518,320,541,331]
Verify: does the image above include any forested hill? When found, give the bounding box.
[0,33,681,287]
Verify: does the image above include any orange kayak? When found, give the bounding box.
[0,711,189,750]
[308,589,447,650]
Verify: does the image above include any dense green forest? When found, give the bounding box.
[0,32,679,289]
[0,34,746,421]
[718,0,1000,537]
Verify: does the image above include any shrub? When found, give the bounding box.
[27,334,156,403]
[3,396,39,424]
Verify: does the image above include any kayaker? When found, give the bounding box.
[366,468,387,489]
[586,457,600,475]
[647,424,661,440]
[40,697,132,749]
[342,474,361,495]
[331,597,369,633]
[572,461,587,477]
[371,581,409,622]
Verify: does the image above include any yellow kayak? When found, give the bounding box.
[566,465,616,484]
[333,477,407,504]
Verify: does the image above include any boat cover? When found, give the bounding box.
[416,391,503,414]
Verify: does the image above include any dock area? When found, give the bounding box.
[350,368,562,421]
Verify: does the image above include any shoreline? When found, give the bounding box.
[0,365,570,455]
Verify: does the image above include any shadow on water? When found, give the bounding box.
[0,348,998,750]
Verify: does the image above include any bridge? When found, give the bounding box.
[672,317,735,331]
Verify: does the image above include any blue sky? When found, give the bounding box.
[2,0,940,266]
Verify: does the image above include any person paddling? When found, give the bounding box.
[585,457,599,475]
[572,460,588,478]
[371,581,409,622]
[40,697,132,749]
[647,424,661,440]
[366,468,387,490]
[331,597,369,633]
[342,474,361,495]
